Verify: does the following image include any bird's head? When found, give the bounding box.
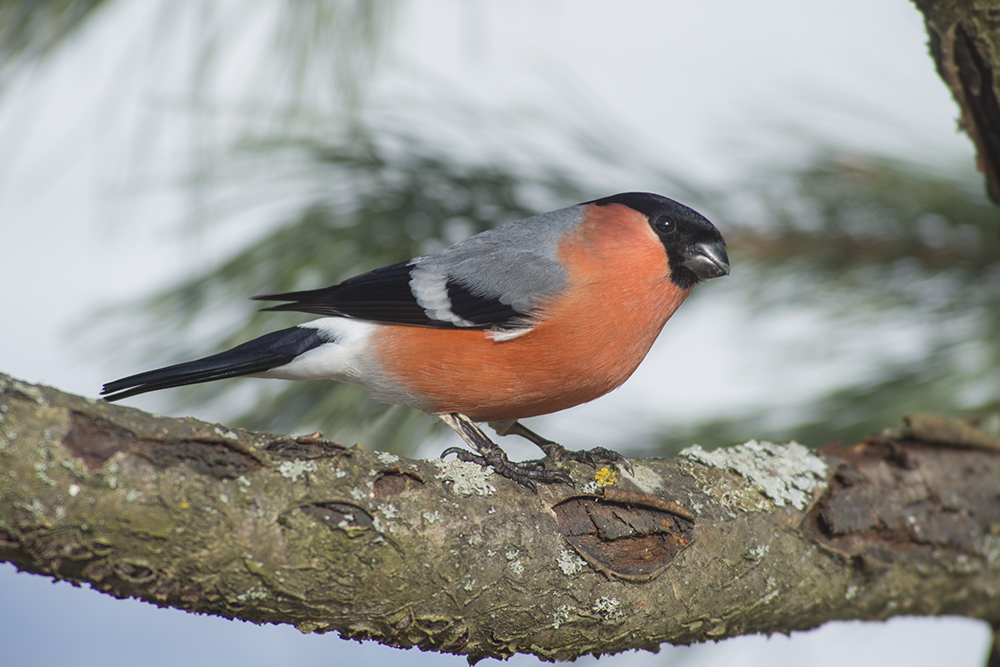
[590,192,730,289]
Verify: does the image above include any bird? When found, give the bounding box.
[102,192,729,490]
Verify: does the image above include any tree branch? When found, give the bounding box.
[1,372,998,662]
[913,0,1000,203]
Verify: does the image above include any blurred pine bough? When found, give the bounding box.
[2,0,997,455]
[95,137,1000,456]
[659,153,1000,453]
[131,126,595,452]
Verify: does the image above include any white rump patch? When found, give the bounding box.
[263,318,430,411]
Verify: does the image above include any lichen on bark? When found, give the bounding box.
[2,373,999,662]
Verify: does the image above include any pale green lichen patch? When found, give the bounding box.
[3,378,49,406]
[278,459,318,482]
[982,533,1000,569]
[556,548,587,576]
[679,460,771,513]
[592,596,624,623]
[371,514,392,535]
[552,604,575,629]
[681,440,828,510]
[626,463,664,494]
[432,459,496,496]
[505,548,525,575]
[15,498,45,518]
[235,586,269,603]
[33,462,56,486]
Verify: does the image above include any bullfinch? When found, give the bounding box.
[102,192,730,489]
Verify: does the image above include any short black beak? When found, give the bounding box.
[681,240,730,280]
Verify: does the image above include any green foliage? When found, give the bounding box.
[731,153,999,274]
[0,0,109,84]
[662,153,1000,452]
[12,0,994,455]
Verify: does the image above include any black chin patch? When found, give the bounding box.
[667,265,699,290]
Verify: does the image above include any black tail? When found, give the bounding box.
[101,326,327,402]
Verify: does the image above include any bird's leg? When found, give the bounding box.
[489,420,633,474]
[439,413,572,491]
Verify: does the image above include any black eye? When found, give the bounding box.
[653,214,676,234]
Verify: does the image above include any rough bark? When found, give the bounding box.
[913,0,1000,202]
[1,372,999,662]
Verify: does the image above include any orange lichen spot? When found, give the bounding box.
[594,467,617,486]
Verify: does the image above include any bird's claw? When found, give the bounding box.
[441,447,574,492]
[540,445,633,475]
[582,447,634,475]
[491,420,632,476]
[440,446,484,464]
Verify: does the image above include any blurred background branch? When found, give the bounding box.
[2,0,997,458]
[0,0,109,88]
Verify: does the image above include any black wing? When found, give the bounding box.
[252,261,524,329]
